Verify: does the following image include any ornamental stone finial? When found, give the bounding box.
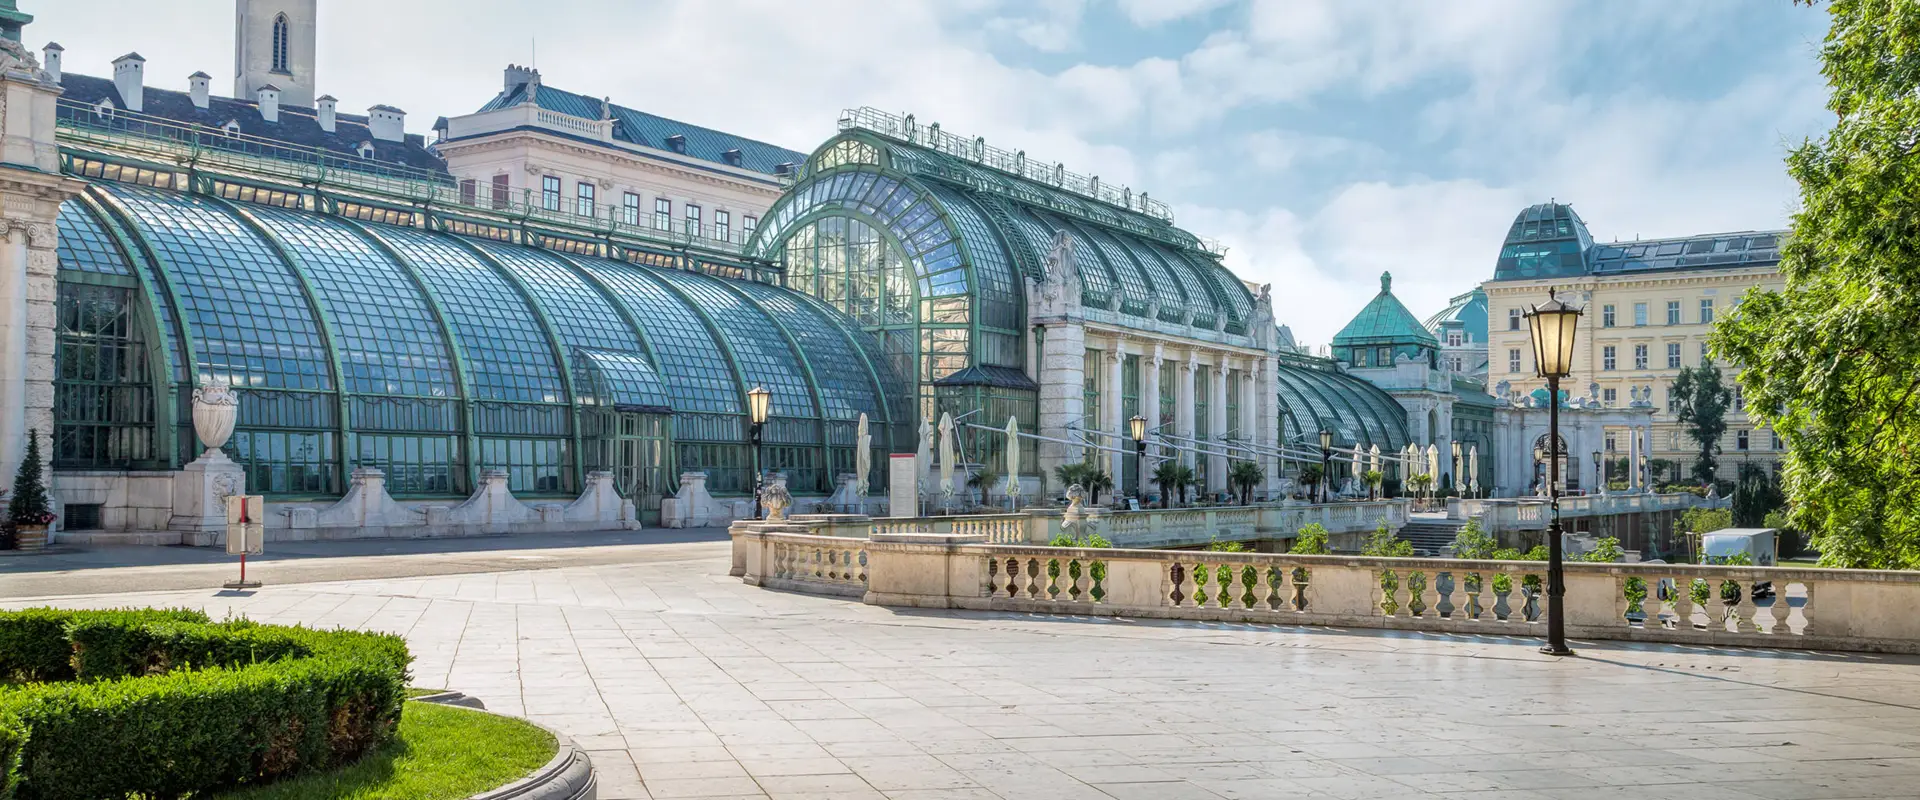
[1381,271,1392,293]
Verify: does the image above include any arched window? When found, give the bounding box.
[271,14,290,74]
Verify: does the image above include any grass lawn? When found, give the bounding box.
[214,701,556,800]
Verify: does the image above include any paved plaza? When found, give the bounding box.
[10,535,1920,799]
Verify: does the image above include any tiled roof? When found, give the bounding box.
[56,73,447,175]
[1492,201,1784,282]
[1333,272,1439,348]
[930,364,1038,391]
[474,82,805,177]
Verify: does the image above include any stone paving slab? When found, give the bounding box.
[13,544,1920,799]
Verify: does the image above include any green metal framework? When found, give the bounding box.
[48,141,901,499]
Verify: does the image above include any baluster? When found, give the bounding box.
[856,550,869,586]
[773,543,789,579]
[1732,575,1759,634]
[1492,572,1513,621]
[1174,562,1197,607]
[1291,567,1311,612]
[1004,557,1021,597]
[1462,572,1484,621]
[1071,557,1090,603]
[1027,558,1045,600]
[1797,581,1814,636]
[1750,572,1777,634]
[1252,564,1274,612]
[1432,571,1453,619]
[1192,561,1212,608]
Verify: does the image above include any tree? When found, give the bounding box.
[1292,523,1330,555]
[1361,521,1414,557]
[1227,460,1264,506]
[1449,519,1497,559]
[1362,470,1384,501]
[967,467,1000,506]
[1671,360,1733,486]
[7,430,53,528]
[1732,462,1784,527]
[1298,464,1323,501]
[1053,461,1113,507]
[1152,461,1194,509]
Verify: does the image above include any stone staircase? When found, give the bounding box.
[1397,518,1468,556]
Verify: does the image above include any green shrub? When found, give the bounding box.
[0,609,410,800]
[1449,520,1497,559]
[1203,539,1248,553]
[1361,522,1414,557]
[0,608,210,683]
[1579,537,1624,563]
[1292,523,1330,555]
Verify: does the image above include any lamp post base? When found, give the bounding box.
[1538,642,1575,656]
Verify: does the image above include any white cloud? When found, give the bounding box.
[1117,0,1232,27]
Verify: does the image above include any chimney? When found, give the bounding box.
[504,63,537,93]
[367,104,405,142]
[256,84,279,123]
[315,95,336,133]
[188,71,210,109]
[111,52,145,113]
[41,42,59,83]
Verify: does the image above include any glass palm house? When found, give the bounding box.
[51,122,904,523]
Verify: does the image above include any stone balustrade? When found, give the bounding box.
[731,525,1920,655]
[834,500,1409,550]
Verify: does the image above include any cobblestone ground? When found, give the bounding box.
[13,543,1920,799]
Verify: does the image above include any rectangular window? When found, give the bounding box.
[1508,308,1522,331]
[1446,331,1462,347]
[686,204,702,237]
[1772,431,1782,450]
[1737,430,1750,451]
[575,182,595,217]
[1602,387,1617,405]
[1700,298,1714,325]
[1667,342,1681,369]
[458,178,476,206]
[715,210,731,243]
[1377,346,1391,365]
[1508,348,1521,373]
[1634,344,1648,370]
[1733,385,1745,411]
[1667,387,1680,413]
[743,215,758,240]
[654,198,672,230]
[1666,300,1681,326]
[1353,349,1368,367]
[622,192,640,225]
[1634,302,1648,327]
[1602,304,1615,328]
[541,175,561,211]
[1602,345,1616,371]
[491,174,510,209]
[1701,342,1710,364]
[1605,433,1617,451]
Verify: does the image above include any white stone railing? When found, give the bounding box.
[731,526,1920,655]
[1451,492,1708,532]
[848,501,1406,550]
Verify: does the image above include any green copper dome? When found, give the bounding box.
[1333,272,1438,349]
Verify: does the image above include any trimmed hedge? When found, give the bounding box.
[0,608,210,683]
[0,609,411,800]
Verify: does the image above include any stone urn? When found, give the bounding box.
[191,382,239,459]
[761,481,792,522]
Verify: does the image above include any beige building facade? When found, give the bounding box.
[432,66,805,255]
[1482,203,1784,484]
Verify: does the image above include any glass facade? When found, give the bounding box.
[50,184,900,499]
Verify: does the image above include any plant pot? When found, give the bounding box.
[14,524,47,551]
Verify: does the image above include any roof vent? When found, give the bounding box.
[111,52,145,113]
[775,162,795,176]
[722,148,742,166]
[665,134,686,154]
[256,84,280,123]
[188,71,211,109]
[41,42,60,84]
[315,95,337,133]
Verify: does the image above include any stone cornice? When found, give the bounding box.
[439,130,782,198]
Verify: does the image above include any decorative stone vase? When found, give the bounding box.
[761,481,792,522]
[191,382,239,459]
[13,524,47,551]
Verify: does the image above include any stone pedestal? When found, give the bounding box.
[170,452,245,546]
[827,472,866,514]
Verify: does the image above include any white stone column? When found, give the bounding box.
[1142,344,1162,495]
[1034,323,1086,489]
[1627,426,1641,492]
[0,53,85,512]
[1259,355,1281,496]
[1175,357,1195,470]
[1208,357,1228,493]
[1105,343,1124,491]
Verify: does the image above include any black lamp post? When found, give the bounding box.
[1130,415,1147,500]
[1592,450,1603,494]
[1525,288,1582,656]
[1318,429,1333,505]
[747,386,770,519]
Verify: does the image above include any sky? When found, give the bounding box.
[32,0,1833,347]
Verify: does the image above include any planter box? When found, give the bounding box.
[14,524,48,551]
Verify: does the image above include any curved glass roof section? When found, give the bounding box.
[729,280,886,422]
[650,268,821,420]
[55,203,132,276]
[755,166,969,298]
[245,206,461,399]
[101,183,333,391]
[568,258,743,415]
[1493,202,1594,282]
[1493,201,1786,282]
[572,348,672,412]
[1423,287,1487,342]
[1274,361,1410,451]
[752,132,1257,340]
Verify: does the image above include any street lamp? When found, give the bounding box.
[1592,450,1603,495]
[1129,415,1147,499]
[747,386,771,519]
[1318,429,1333,505]
[1525,288,1582,656]
[1451,441,1462,497]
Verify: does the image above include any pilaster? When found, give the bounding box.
[1208,355,1228,493]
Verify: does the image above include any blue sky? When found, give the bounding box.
[35,1,1831,345]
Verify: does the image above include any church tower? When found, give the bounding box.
[234,0,315,108]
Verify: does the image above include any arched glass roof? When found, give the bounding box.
[61,185,901,473]
[1274,361,1411,451]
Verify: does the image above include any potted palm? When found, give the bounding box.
[1298,464,1323,503]
[7,431,54,550]
[1362,470,1384,501]
[1152,461,1195,509]
[1228,460,1264,505]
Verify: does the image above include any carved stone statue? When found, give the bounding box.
[761,480,792,522]
[1065,483,1085,515]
